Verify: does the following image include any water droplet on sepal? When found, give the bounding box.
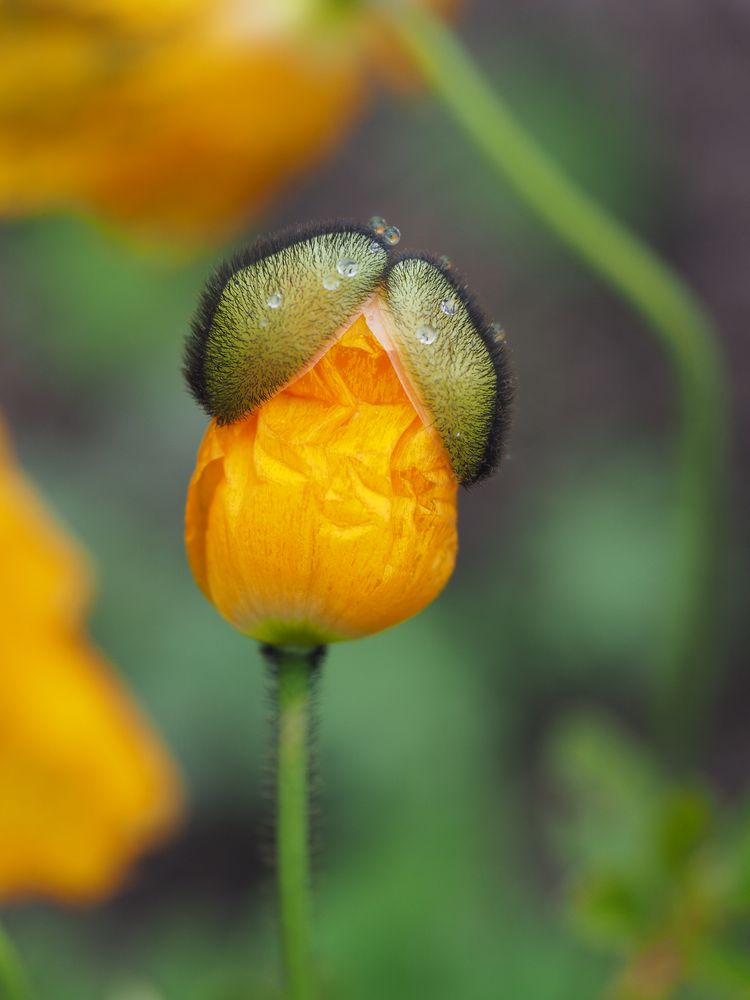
[336,258,359,278]
[415,324,438,345]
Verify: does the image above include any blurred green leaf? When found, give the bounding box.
[549,711,662,871]
[656,791,713,877]
[549,710,750,998]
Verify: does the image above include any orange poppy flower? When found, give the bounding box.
[0,0,455,246]
[186,315,459,645]
[184,222,512,646]
[0,416,181,902]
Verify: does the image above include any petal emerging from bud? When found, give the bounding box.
[185,316,458,645]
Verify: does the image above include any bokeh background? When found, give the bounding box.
[1,1,749,997]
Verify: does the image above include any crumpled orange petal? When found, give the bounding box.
[0,416,182,903]
[185,316,458,645]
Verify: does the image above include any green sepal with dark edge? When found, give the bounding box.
[382,255,514,485]
[185,222,390,424]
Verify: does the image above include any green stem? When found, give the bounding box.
[0,925,29,1000]
[393,8,728,764]
[264,645,323,1000]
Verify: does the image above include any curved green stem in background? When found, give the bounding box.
[393,8,728,765]
[264,645,323,1000]
[0,925,29,1000]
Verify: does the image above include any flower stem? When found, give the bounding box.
[392,8,728,764]
[0,925,29,1000]
[263,645,324,1000]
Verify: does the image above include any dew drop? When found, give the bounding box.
[455,431,461,438]
[415,323,438,346]
[438,255,453,270]
[383,225,401,246]
[336,258,359,278]
[322,273,341,291]
[369,215,387,234]
[368,239,381,254]
[440,297,458,316]
[258,316,269,328]
[490,322,507,342]
[267,291,283,309]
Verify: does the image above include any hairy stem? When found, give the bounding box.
[263,645,324,1000]
[393,8,728,763]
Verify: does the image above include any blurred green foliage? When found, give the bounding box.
[549,713,750,998]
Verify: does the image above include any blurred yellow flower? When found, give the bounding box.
[186,315,458,645]
[0,415,181,902]
[0,0,453,245]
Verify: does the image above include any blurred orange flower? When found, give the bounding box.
[0,0,453,246]
[0,415,181,903]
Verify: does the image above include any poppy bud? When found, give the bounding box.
[184,223,512,645]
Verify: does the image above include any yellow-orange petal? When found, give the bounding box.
[0,635,180,902]
[81,36,366,244]
[0,415,182,903]
[0,9,365,244]
[0,0,460,245]
[0,419,90,628]
[185,316,458,644]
